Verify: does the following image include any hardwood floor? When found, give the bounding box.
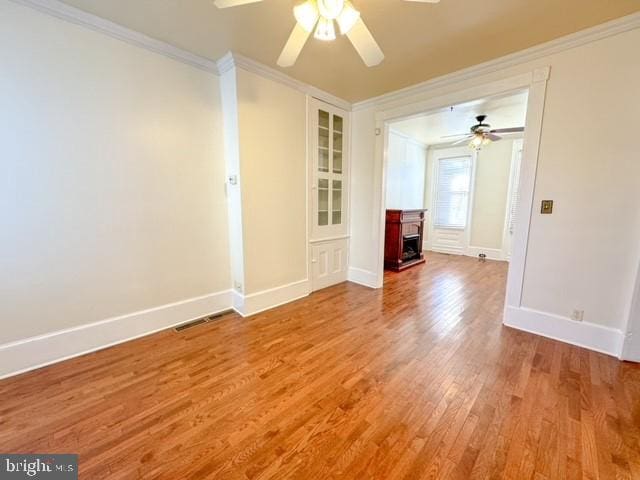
[1,252,639,479]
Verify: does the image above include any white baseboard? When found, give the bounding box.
[234,279,310,317]
[431,246,465,255]
[426,246,507,261]
[621,333,640,362]
[0,290,233,380]
[347,267,379,289]
[504,306,624,357]
[466,246,505,261]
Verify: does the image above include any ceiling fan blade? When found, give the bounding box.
[441,133,470,139]
[346,18,384,67]
[490,127,525,134]
[451,136,472,146]
[277,23,311,67]
[214,0,263,8]
[486,133,502,141]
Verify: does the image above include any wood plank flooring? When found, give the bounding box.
[1,252,639,479]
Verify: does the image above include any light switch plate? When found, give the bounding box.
[541,200,553,214]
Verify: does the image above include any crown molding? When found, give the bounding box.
[353,11,640,111]
[12,0,638,113]
[10,0,218,73]
[216,52,352,111]
[11,0,351,108]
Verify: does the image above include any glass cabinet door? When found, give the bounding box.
[316,110,345,229]
[313,105,347,238]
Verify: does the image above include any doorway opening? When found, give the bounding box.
[383,90,528,269]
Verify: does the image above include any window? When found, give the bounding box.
[434,156,472,228]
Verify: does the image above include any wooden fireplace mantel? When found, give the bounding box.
[384,209,428,272]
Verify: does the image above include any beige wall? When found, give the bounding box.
[236,69,307,294]
[470,140,514,249]
[350,27,640,330]
[521,31,640,328]
[0,2,230,343]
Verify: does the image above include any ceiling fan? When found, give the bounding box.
[443,115,524,149]
[213,0,441,67]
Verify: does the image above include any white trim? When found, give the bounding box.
[621,261,640,362]
[347,267,378,289]
[14,0,639,112]
[504,306,625,358]
[233,279,311,317]
[465,246,504,261]
[353,12,640,111]
[9,0,218,73]
[464,150,479,248]
[0,290,233,380]
[217,52,351,111]
[430,246,464,256]
[0,276,318,379]
[504,70,549,309]
[423,246,506,261]
[219,67,247,299]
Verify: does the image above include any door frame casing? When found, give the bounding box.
[622,261,640,361]
[370,67,550,319]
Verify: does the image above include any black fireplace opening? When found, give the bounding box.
[402,234,421,262]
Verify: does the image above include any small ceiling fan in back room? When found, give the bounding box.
[442,115,525,150]
[213,0,441,67]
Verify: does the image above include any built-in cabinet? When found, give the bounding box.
[309,99,350,291]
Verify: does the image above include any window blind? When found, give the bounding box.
[508,144,523,234]
[434,156,472,228]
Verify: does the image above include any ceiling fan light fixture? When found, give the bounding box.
[314,17,336,41]
[294,1,320,33]
[470,134,484,149]
[336,1,360,34]
[317,0,345,20]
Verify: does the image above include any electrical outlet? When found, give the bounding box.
[570,309,584,322]
[234,281,243,293]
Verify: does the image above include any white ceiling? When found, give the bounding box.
[390,91,528,146]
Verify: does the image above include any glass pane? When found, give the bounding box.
[319,148,329,172]
[333,131,342,152]
[333,151,342,173]
[318,179,329,225]
[319,128,329,149]
[333,115,343,133]
[319,110,329,129]
[332,180,342,225]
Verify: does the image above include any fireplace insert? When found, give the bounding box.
[402,233,421,262]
